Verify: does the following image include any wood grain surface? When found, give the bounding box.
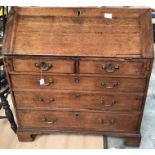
[2,7,154,147]
[3,7,153,58]
[14,90,143,112]
[11,74,146,92]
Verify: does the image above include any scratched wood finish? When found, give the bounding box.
[80,59,148,76]
[14,91,143,112]
[3,7,153,58]
[17,110,140,132]
[11,74,146,92]
[2,7,154,147]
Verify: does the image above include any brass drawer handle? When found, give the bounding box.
[100,98,118,107]
[35,62,53,71]
[37,78,54,86]
[74,76,80,83]
[98,119,115,125]
[37,96,55,104]
[102,63,119,73]
[101,80,118,89]
[41,116,57,124]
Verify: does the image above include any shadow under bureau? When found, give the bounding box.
[2,7,154,147]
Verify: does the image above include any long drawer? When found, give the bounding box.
[14,91,143,111]
[17,110,140,132]
[80,59,147,76]
[11,74,146,92]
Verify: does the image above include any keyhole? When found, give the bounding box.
[75,112,80,119]
[76,10,81,17]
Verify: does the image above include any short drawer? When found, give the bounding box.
[14,91,143,112]
[11,75,146,93]
[80,59,147,76]
[18,110,140,132]
[10,58,75,73]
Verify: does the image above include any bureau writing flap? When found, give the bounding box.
[2,7,154,58]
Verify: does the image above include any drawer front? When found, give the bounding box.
[80,59,146,76]
[18,110,139,132]
[11,75,146,93]
[14,91,143,111]
[11,58,74,73]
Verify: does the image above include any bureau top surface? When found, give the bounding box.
[2,7,154,58]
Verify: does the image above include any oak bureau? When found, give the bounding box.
[2,7,154,147]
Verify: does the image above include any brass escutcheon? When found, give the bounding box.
[75,10,81,17]
[75,93,80,100]
[75,112,80,119]
[74,76,80,83]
